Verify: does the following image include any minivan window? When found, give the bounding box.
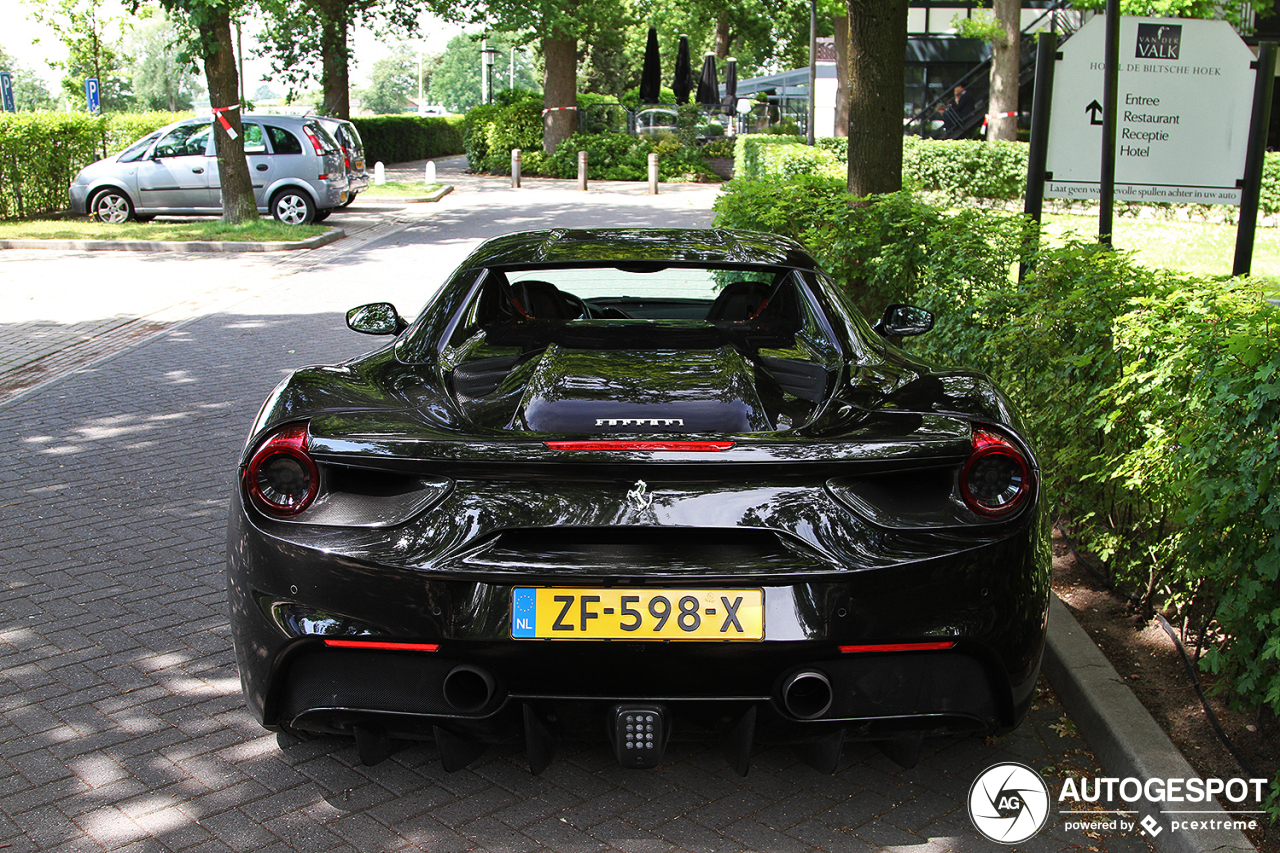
[118,132,160,163]
[243,123,266,154]
[265,125,303,155]
[154,123,211,158]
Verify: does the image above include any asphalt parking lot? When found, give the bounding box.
[1,163,1158,853]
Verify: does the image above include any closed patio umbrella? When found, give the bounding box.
[696,52,719,106]
[672,35,692,105]
[721,57,738,115]
[639,27,661,104]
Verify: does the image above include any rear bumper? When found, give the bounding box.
[227,497,1050,757]
[273,640,1011,743]
[69,185,89,215]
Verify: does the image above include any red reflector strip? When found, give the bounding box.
[545,440,735,452]
[323,639,439,651]
[839,641,955,653]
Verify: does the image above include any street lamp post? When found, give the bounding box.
[481,41,498,104]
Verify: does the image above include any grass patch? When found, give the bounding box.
[0,218,328,242]
[360,182,443,198]
[1043,214,1280,293]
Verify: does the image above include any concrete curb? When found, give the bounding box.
[1043,595,1257,853]
[0,228,346,253]
[361,184,453,204]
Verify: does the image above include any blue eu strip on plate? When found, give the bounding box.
[511,588,537,638]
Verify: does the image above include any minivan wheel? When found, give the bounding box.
[270,189,315,225]
[90,189,135,223]
[313,208,331,222]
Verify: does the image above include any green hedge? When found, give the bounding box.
[540,132,715,182]
[462,94,545,175]
[731,135,810,182]
[0,111,184,219]
[732,134,1026,201]
[902,136,1028,202]
[349,115,464,166]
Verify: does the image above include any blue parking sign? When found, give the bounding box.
[84,77,100,114]
[0,72,14,112]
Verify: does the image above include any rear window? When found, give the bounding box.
[304,121,340,154]
[265,125,303,155]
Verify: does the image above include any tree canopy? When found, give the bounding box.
[1068,0,1273,29]
[428,31,540,113]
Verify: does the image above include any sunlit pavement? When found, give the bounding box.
[0,163,1152,853]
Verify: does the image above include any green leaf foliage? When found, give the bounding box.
[462,93,545,173]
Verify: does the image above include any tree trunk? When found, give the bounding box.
[543,33,577,154]
[833,15,849,139]
[715,12,732,59]
[199,11,256,224]
[846,0,907,198]
[987,0,1019,141]
[316,0,350,119]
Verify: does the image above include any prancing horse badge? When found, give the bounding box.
[626,480,654,510]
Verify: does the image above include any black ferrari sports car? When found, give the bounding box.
[227,228,1049,773]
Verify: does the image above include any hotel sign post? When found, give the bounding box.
[1036,14,1276,274]
[1044,16,1256,207]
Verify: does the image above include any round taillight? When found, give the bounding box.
[961,429,1031,517]
[245,423,319,516]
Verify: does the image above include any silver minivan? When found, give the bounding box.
[69,114,348,225]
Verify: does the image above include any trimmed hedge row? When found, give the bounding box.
[348,115,465,166]
[714,175,1280,816]
[0,111,185,219]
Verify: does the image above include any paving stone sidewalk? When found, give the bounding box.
[1,171,1156,853]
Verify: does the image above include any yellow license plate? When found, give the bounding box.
[511,588,763,641]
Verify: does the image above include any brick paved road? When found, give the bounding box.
[1,179,1153,853]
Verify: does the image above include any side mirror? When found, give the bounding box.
[874,303,934,338]
[346,302,405,336]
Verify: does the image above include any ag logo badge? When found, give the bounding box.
[968,762,1050,844]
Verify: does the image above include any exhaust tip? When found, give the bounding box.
[443,664,496,714]
[782,670,833,720]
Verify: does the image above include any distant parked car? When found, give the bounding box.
[69,114,348,225]
[314,116,368,208]
[635,107,678,136]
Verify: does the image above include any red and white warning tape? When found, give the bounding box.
[982,111,1019,129]
[541,106,579,116]
[212,104,240,140]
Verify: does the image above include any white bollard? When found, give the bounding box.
[512,149,522,189]
[648,152,659,195]
[374,162,386,185]
[425,160,437,184]
[578,151,588,191]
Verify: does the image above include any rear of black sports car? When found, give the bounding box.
[226,229,1050,773]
